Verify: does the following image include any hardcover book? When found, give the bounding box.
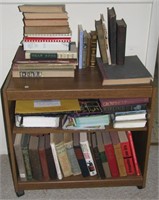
[64,133,81,176]
[80,132,97,176]
[23,12,68,20]
[127,131,141,176]
[45,134,57,179]
[109,131,127,177]
[91,132,106,179]
[96,56,153,85]
[102,131,119,177]
[21,134,32,180]
[38,135,50,181]
[50,133,63,180]
[73,133,90,177]
[14,134,27,181]
[116,19,127,65]
[96,131,111,178]
[118,131,135,175]
[78,24,84,69]
[29,135,43,180]
[55,133,73,177]
[107,7,116,64]
[24,19,69,27]
[89,31,97,67]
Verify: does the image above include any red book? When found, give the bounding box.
[38,135,50,181]
[118,131,135,175]
[102,131,119,177]
[127,131,141,176]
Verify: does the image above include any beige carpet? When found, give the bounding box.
[0,145,158,200]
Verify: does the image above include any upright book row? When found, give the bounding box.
[14,131,140,182]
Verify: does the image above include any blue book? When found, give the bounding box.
[78,24,84,69]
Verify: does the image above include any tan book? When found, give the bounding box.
[24,26,71,35]
[24,12,68,20]
[55,133,73,177]
[19,5,66,13]
[24,19,69,27]
[109,132,127,177]
[64,133,81,176]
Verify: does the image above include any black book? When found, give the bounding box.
[45,134,57,179]
[107,7,116,65]
[116,19,127,65]
[96,55,153,86]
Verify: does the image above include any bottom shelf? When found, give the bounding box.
[17,175,143,190]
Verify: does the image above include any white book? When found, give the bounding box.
[15,115,60,128]
[23,41,70,51]
[50,133,63,180]
[113,119,147,128]
[115,110,147,121]
[80,132,97,176]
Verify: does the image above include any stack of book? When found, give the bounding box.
[12,4,78,78]
[13,131,140,181]
[100,97,149,128]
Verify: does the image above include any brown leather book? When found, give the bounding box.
[29,135,43,180]
[38,135,50,181]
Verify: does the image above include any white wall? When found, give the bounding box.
[0,0,158,154]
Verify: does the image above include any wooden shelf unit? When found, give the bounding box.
[1,67,156,196]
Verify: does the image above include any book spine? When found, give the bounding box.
[80,140,97,176]
[50,143,63,180]
[74,146,90,177]
[124,157,135,175]
[24,37,71,42]
[82,30,88,68]
[127,131,141,176]
[99,150,111,178]
[14,144,27,181]
[78,25,84,69]
[116,19,127,65]
[56,142,73,177]
[23,41,70,51]
[89,31,97,67]
[102,104,147,113]
[104,144,119,177]
[38,148,50,181]
[65,141,81,176]
[99,98,149,107]
[22,147,33,180]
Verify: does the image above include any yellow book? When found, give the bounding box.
[15,99,80,114]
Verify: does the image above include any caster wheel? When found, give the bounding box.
[137,186,143,189]
[16,191,25,197]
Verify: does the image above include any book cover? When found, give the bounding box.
[29,135,43,180]
[23,12,68,20]
[116,19,127,65]
[55,133,73,177]
[78,24,84,69]
[19,5,66,13]
[45,134,57,179]
[64,133,81,176]
[102,131,119,177]
[24,19,69,27]
[14,134,27,181]
[127,131,141,176]
[80,132,97,176]
[113,119,147,129]
[21,134,32,180]
[50,133,63,180]
[24,26,71,35]
[96,131,111,178]
[99,97,149,107]
[38,135,50,181]
[118,131,135,175]
[73,133,90,177]
[109,132,127,177]
[95,18,108,64]
[107,7,116,65]
[15,99,80,114]
[91,132,106,179]
[96,56,153,85]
